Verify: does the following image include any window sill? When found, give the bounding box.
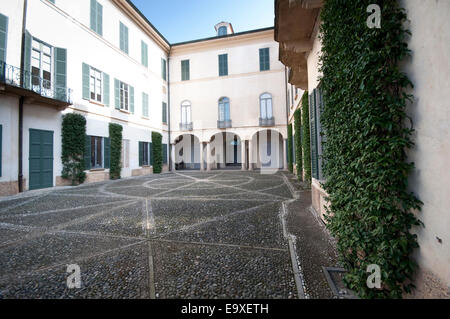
[89,100,105,107]
[89,168,105,172]
[162,122,168,125]
[119,109,131,114]
[141,116,150,120]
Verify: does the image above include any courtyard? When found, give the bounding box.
[0,171,339,299]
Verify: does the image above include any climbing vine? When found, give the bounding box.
[301,92,311,184]
[109,123,123,180]
[287,124,293,173]
[152,131,163,174]
[294,108,302,181]
[319,0,422,298]
[61,113,86,185]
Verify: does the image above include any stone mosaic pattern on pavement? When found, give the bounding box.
[0,171,308,299]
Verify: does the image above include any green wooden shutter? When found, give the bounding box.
[162,102,167,123]
[114,79,120,109]
[103,72,109,106]
[23,31,32,89]
[309,89,319,179]
[219,54,228,76]
[82,63,90,100]
[129,85,134,114]
[162,143,167,164]
[150,143,153,166]
[120,22,128,54]
[84,135,91,170]
[104,137,110,169]
[259,48,270,71]
[181,60,190,81]
[54,47,67,102]
[96,1,103,36]
[0,13,8,63]
[141,41,148,67]
[138,141,143,166]
[48,0,55,3]
[90,0,96,32]
[142,92,148,117]
[161,58,166,80]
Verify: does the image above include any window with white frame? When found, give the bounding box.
[120,81,129,111]
[181,101,191,124]
[260,93,273,119]
[90,136,103,168]
[218,97,230,121]
[31,38,52,90]
[90,67,102,102]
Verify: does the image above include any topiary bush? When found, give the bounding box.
[61,113,86,185]
[301,92,311,184]
[151,131,163,174]
[294,108,302,181]
[287,124,293,173]
[319,0,422,298]
[109,123,123,180]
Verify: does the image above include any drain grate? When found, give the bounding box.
[322,267,357,299]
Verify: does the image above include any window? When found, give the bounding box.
[260,93,273,119]
[90,0,103,36]
[181,60,190,81]
[142,92,149,117]
[119,22,129,54]
[120,81,129,111]
[181,101,191,124]
[218,54,228,76]
[90,67,102,102]
[218,97,230,121]
[141,41,148,67]
[0,13,8,62]
[218,26,227,37]
[31,39,52,90]
[90,136,103,168]
[139,141,151,166]
[162,102,167,124]
[259,48,270,71]
[161,58,166,80]
[121,139,130,168]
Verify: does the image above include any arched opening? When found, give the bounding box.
[250,129,285,170]
[174,134,200,170]
[209,132,242,170]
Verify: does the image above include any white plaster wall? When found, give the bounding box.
[0,96,19,182]
[0,0,23,67]
[400,0,450,288]
[307,30,322,93]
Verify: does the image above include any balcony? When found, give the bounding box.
[0,61,72,108]
[179,122,193,131]
[217,119,232,129]
[259,117,275,127]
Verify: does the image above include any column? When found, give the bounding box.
[200,142,204,171]
[241,140,247,171]
[283,138,288,171]
[248,139,253,171]
[206,142,211,171]
[171,143,176,171]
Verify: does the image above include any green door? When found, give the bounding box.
[29,129,54,190]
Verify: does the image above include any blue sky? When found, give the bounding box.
[130,0,275,44]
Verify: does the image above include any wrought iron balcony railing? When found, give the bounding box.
[217,119,232,129]
[179,122,193,131]
[0,61,72,104]
[259,117,275,127]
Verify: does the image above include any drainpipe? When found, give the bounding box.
[167,51,172,171]
[284,66,289,126]
[18,0,28,193]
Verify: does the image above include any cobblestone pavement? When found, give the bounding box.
[0,171,338,299]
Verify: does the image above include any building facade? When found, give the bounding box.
[0,0,289,196]
[275,0,450,298]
